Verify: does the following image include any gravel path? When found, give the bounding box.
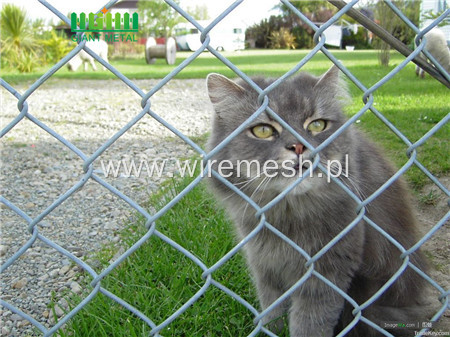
[1,78,448,336]
[1,78,211,336]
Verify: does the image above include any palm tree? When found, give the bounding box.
[1,3,40,71]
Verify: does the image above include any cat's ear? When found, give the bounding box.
[206,73,246,105]
[314,65,350,104]
[315,65,340,88]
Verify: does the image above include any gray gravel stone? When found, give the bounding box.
[11,278,28,289]
[0,245,9,257]
[1,78,211,335]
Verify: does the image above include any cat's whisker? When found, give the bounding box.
[221,175,261,202]
[252,176,269,198]
[347,175,367,200]
[237,175,261,191]
[257,175,273,206]
[241,176,266,223]
[329,163,364,196]
[233,177,257,186]
[336,172,366,201]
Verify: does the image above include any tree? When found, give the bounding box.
[277,1,337,49]
[1,3,40,71]
[1,4,36,51]
[186,4,209,21]
[373,0,420,66]
[137,0,183,38]
[278,1,335,18]
[422,7,450,27]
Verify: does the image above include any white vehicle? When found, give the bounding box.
[174,20,245,52]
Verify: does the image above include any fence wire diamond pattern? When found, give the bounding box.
[1,0,449,336]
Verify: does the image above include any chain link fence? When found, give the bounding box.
[1,0,449,336]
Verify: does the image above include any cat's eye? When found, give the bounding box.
[307,119,327,133]
[251,124,276,139]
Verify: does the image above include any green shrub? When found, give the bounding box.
[245,15,285,49]
[269,27,297,49]
[291,26,314,49]
[10,50,41,72]
[40,30,74,64]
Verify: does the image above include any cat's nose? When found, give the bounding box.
[287,143,304,155]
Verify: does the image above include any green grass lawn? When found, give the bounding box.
[0,49,408,82]
[10,49,446,336]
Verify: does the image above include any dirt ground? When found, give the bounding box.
[415,176,449,331]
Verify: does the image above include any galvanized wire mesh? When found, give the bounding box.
[1,0,449,336]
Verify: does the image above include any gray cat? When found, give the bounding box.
[206,66,430,337]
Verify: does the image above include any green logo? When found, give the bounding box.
[71,7,138,33]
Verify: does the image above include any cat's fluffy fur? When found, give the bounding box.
[206,67,430,337]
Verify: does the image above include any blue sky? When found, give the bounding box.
[5,0,281,26]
